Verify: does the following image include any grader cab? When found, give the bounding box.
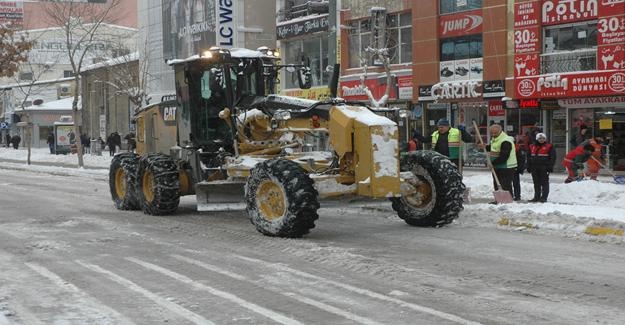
[109,47,465,238]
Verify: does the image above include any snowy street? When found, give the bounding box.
[0,148,624,324]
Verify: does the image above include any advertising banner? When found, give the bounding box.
[598,44,625,70]
[339,74,412,102]
[514,53,540,77]
[598,15,625,45]
[514,1,540,28]
[488,100,505,117]
[514,25,540,54]
[515,70,625,98]
[277,14,329,40]
[598,0,625,17]
[162,0,217,60]
[439,9,482,38]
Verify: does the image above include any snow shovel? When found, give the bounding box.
[590,156,625,185]
[472,121,513,204]
[459,142,471,203]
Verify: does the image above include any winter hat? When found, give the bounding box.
[536,133,547,140]
[437,119,450,126]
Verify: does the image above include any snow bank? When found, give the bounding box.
[0,147,112,169]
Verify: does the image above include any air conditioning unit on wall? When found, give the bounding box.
[57,83,74,99]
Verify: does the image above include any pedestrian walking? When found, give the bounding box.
[512,136,527,201]
[423,119,472,167]
[124,133,136,153]
[5,134,11,148]
[11,134,21,150]
[46,132,55,154]
[479,124,517,203]
[81,133,91,154]
[562,143,595,183]
[527,133,556,202]
[106,132,121,156]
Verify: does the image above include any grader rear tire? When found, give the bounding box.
[109,153,140,210]
[391,150,465,227]
[245,159,319,238]
[136,154,180,215]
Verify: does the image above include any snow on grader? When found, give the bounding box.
[109,47,465,238]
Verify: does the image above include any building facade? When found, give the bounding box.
[513,0,625,171]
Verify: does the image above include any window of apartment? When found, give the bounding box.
[283,35,328,89]
[348,12,412,68]
[440,0,482,14]
[543,21,597,53]
[440,35,482,61]
[19,72,33,81]
[386,12,412,64]
[64,70,75,78]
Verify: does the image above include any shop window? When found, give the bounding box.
[542,21,597,73]
[348,12,412,68]
[283,36,328,89]
[19,72,33,81]
[440,0,482,14]
[440,35,482,62]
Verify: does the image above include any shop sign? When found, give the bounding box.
[217,0,237,47]
[397,75,413,100]
[598,15,625,45]
[488,100,505,117]
[282,86,332,101]
[516,70,625,98]
[277,14,329,40]
[432,80,482,100]
[483,80,505,98]
[339,78,397,102]
[542,0,598,26]
[514,26,540,54]
[514,1,540,28]
[598,44,625,70]
[418,85,434,101]
[558,95,625,108]
[0,1,23,27]
[519,99,540,109]
[514,54,540,77]
[540,99,561,110]
[427,103,450,110]
[439,9,482,38]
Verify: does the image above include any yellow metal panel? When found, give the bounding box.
[328,106,355,156]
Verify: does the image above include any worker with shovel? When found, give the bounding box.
[479,124,517,204]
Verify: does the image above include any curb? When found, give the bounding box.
[498,217,625,239]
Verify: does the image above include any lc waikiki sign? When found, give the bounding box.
[216,0,237,47]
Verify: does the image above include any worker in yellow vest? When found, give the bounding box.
[479,124,518,203]
[423,119,473,168]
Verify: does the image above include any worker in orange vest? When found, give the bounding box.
[562,144,595,183]
[580,136,604,180]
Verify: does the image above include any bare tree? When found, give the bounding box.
[41,0,123,168]
[0,25,32,79]
[356,7,397,108]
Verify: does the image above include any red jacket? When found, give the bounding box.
[529,142,555,168]
[563,145,591,168]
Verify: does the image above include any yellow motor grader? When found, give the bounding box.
[109,47,465,238]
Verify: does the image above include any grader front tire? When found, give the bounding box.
[391,150,465,227]
[136,154,180,215]
[245,159,319,238]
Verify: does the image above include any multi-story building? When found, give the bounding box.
[513,0,625,171]
[0,0,138,148]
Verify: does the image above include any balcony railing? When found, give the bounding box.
[278,1,329,22]
[540,49,596,74]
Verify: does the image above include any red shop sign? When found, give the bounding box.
[440,9,483,38]
[542,0,597,26]
[488,100,505,117]
[598,15,625,45]
[514,25,541,54]
[514,1,540,28]
[515,70,625,98]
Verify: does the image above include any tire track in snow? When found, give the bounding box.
[234,254,483,325]
[75,260,213,325]
[125,257,303,325]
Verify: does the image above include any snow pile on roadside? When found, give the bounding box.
[0,147,112,168]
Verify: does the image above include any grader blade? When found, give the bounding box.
[196,180,247,211]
